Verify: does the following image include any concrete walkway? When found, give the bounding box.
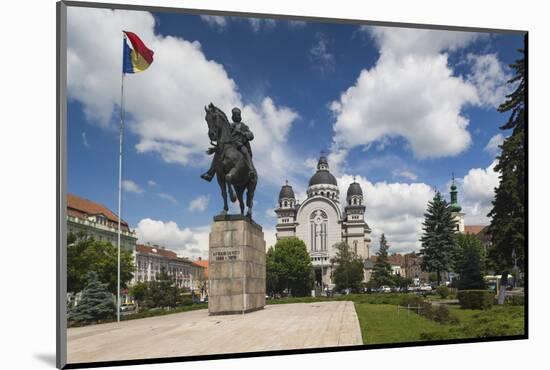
[67,301,362,364]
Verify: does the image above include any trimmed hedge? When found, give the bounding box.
[436,285,450,299]
[399,295,459,324]
[457,290,494,310]
[505,295,525,306]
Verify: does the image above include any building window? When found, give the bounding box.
[310,210,328,252]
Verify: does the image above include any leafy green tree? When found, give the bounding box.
[266,246,280,296]
[330,242,364,292]
[69,271,115,324]
[129,281,148,308]
[393,275,412,290]
[67,236,135,295]
[266,237,313,297]
[455,233,486,290]
[146,267,178,308]
[487,49,525,276]
[370,234,394,288]
[419,191,458,285]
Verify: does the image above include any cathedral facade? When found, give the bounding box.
[274,154,372,290]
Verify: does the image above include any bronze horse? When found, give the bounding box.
[204,103,257,218]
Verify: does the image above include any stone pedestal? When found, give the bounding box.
[208,215,266,315]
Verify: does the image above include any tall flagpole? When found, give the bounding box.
[117,32,126,323]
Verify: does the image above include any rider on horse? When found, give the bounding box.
[201,107,257,182]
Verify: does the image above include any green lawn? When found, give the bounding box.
[355,304,445,344]
[354,303,524,344]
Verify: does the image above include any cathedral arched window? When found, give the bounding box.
[310,210,328,252]
[284,201,288,207]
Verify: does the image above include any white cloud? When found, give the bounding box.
[157,193,178,205]
[199,15,275,32]
[460,160,499,224]
[467,53,513,108]
[338,174,434,254]
[368,27,482,58]
[265,207,276,218]
[122,179,143,193]
[484,133,505,155]
[310,33,334,72]
[247,18,276,32]
[199,15,227,27]
[330,52,478,160]
[264,227,277,250]
[330,27,507,163]
[392,170,418,181]
[147,179,157,187]
[67,8,300,187]
[288,20,307,28]
[188,194,210,212]
[135,218,209,258]
[81,132,90,148]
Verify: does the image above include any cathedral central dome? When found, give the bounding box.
[308,154,338,187]
[308,170,338,186]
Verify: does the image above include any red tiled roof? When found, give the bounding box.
[464,225,487,235]
[135,244,179,260]
[67,194,129,231]
[367,254,406,267]
[193,260,208,279]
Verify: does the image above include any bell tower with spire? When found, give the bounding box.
[343,176,371,259]
[449,174,465,233]
[274,180,298,239]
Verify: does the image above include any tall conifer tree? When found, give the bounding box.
[69,271,116,324]
[487,49,525,274]
[419,191,458,285]
[371,234,394,288]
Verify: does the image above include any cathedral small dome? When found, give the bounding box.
[279,182,295,200]
[449,203,462,212]
[347,181,363,197]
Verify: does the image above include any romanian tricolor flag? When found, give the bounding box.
[122,31,154,73]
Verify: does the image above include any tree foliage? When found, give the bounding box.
[67,233,135,295]
[330,242,364,292]
[145,267,181,308]
[129,269,188,309]
[419,191,458,285]
[488,49,525,273]
[69,271,115,324]
[370,234,394,288]
[456,233,486,290]
[266,237,313,297]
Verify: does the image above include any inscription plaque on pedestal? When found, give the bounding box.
[208,215,266,315]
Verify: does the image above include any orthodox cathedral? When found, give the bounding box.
[275,154,372,289]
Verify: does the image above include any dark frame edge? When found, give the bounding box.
[62,0,527,35]
[57,1,68,369]
[523,32,530,338]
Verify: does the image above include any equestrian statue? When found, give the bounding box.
[201,103,257,218]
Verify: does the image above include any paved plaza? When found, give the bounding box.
[67,301,362,364]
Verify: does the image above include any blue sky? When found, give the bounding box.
[66,6,524,257]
